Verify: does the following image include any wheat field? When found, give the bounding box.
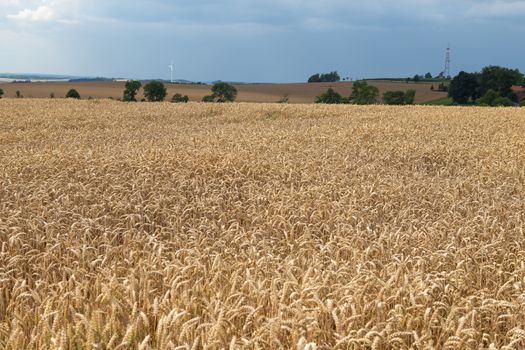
[1,100,524,349]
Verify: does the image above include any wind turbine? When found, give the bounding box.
[168,60,174,83]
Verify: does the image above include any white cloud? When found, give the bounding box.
[5,0,80,23]
[8,5,55,21]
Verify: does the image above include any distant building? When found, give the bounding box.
[511,85,525,103]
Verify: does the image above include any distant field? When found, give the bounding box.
[1,100,525,349]
[0,80,447,103]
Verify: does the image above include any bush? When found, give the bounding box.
[123,80,142,102]
[171,93,189,103]
[16,90,22,98]
[202,95,215,103]
[66,89,80,99]
[144,81,167,102]
[0,88,3,98]
[350,81,379,105]
[520,99,525,107]
[477,89,499,106]
[492,97,513,107]
[404,90,416,105]
[383,91,406,105]
[211,82,237,102]
[315,88,343,104]
[382,90,416,105]
[50,92,55,99]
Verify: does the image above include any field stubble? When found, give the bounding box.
[1,100,525,349]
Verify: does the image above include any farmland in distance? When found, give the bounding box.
[1,100,525,349]
[0,80,447,104]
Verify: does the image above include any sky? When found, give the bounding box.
[0,0,524,83]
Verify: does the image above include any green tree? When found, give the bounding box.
[308,71,340,83]
[404,90,416,104]
[66,89,81,99]
[0,88,3,99]
[382,90,416,105]
[171,93,189,103]
[123,80,142,102]
[383,91,406,105]
[350,81,379,105]
[413,75,421,83]
[315,88,343,104]
[424,72,433,79]
[143,81,167,102]
[477,89,500,106]
[479,66,524,99]
[211,82,237,102]
[448,71,480,104]
[202,95,215,102]
[308,74,321,83]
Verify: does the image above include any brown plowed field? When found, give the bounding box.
[0,80,446,103]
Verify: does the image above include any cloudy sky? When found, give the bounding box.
[0,0,524,82]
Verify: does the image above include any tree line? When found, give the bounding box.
[448,66,524,106]
[121,80,238,103]
[315,81,416,105]
[308,72,341,83]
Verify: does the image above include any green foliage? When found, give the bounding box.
[308,71,341,83]
[202,95,215,103]
[16,91,22,98]
[211,82,237,102]
[350,81,379,105]
[520,99,525,107]
[404,90,416,104]
[479,66,524,98]
[413,75,421,83]
[315,88,343,104]
[449,71,480,104]
[382,89,416,105]
[448,66,523,105]
[66,89,81,99]
[382,91,406,105]
[476,89,514,107]
[144,81,167,102]
[123,80,142,102]
[50,92,55,99]
[425,72,433,79]
[492,96,514,107]
[0,88,3,98]
[171,93,189,103]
